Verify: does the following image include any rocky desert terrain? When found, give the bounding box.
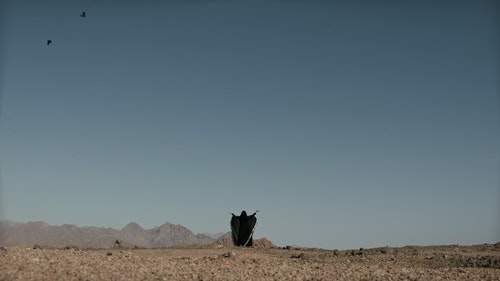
[1,242,499,280]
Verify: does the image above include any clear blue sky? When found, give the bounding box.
[1,0,499,250]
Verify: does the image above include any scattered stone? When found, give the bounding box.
[291,253,305,259]
[114,239,123,248]
[1,243,499,280]
[32,244,41,250]
[222,252,236,258]
[380,247,392,254]
[350,250,363,256]
[373,268,386,277]
[203,255,218,260]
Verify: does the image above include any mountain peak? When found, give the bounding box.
[121,222,144,232]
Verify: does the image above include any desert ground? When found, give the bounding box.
[1,243,499,280]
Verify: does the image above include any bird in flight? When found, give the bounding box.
[80,11,86,17]
[47,40,52,45]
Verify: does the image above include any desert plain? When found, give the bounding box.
[1,242,499,280]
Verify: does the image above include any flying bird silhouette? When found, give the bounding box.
[80,11,86,17]
[47,40,52,45]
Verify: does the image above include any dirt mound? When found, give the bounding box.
[215,234,275,248]
[215,234,233,247]
[253,238,276,248]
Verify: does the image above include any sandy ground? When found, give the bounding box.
[1,243,499,280]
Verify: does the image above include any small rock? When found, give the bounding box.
[373,268,386,277]
[114,239,123,248]
[106,252,113,256]
[380,247,392,254]
[291,253,305,259]
[33,244,41,250]
[222,252,235,258]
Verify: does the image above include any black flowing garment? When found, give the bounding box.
[230,211,258,247]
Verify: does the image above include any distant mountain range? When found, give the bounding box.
[0,220,221,248]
